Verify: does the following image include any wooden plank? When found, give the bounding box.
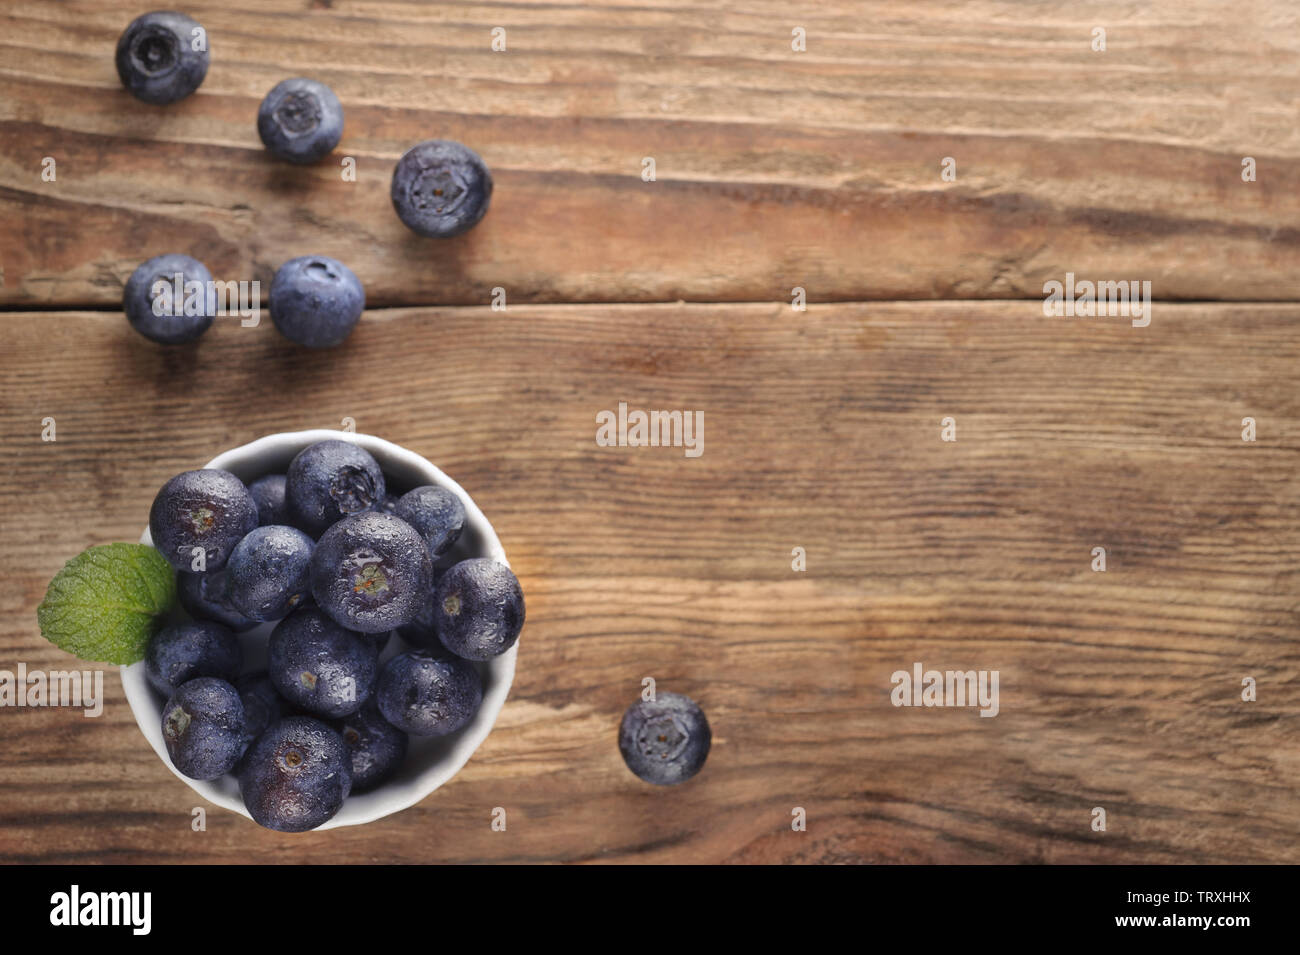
[2,1,1299,307]
[0,301,1296,863]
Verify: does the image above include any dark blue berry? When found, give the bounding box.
[286,440,385,536]
[124,253,214,344]
[150,468,258,572]
[372,493,400,516]
[433,558,524,661]
[257,78,343,164]
[270,257,365,348]
[145,621,242,697]
[177,569,259,632]
[162,677,245,780]
[394,486,465,558]
[115,11,209,105]
[618,692,711,785]
[238,716,351,832]
[249,474,289,526]
[331,699,408,792]
[395,566,446,650]
[309,511,432,633]
[235,671,285,750]
[376,649,482,737]
[224,525,314,622]
[390,139,492,238]
[268,607,377,718]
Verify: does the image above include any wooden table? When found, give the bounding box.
[1,1,1297,864]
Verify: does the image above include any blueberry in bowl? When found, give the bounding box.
[122,430,518,830]
[268,605,378,718]
[309,511,433,634]
[257,77,343,164]
[145,620,242,697]
[115,11,209,105]
[149,468,258,572]
[286,438,384,535]
[224,524,314,622]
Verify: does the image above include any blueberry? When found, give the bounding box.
[161,677,246,780]
[395,566,446,650]
[270,257,365,349]
[390,139,492,238]
[376,649,482,737]
[238,716,351,832]
[150,468,258,572]
[124,253,215,344]
[618,692,711,786]
[286,440,385,535]
[433,558,524,661]
[224,525,315,622]
[177,569,259,632]
[145,621,242,697]
[257,77,343,164]
[372,493,400,516]
[268,607,378,718]
[331,699,408,792]
[235,671,285,749]
[248,474,289,526]
[394,486,465,558]
[115,11,209,105]
[309,511,432,633]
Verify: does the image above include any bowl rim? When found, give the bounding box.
[120,429,517,831]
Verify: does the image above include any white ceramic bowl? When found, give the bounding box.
[121,430,516,830]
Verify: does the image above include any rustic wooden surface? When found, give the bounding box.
[1,303,1298,863]
[2,0,1300,305]
[1,1,1299,865]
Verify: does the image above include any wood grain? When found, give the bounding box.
[2,0,1299,307]
[1,302,1297,863]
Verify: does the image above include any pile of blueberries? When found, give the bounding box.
[145,439,524,831]
[115,10,492,348]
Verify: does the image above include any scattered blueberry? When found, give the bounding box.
[433,558,524,661]
[269,256,365,349]
[162,677,246,780]
[177,569,259,632]
[390,139,492,238]
[235,671,285,750]
[309,511,433,633]
[248,474,289,526]
[268,606,378,718]
[224,525,315,622]
[238,716,352,832]
[331,699,408,792]
[376,649,482,737]
[286,440,385,536]
[257,77,343,163]
[115,11,209,105]
[618,692,711,786]
[150,468,258,572]
[124,253,214,344]
[145,620,242,697]
[394,486,465,558]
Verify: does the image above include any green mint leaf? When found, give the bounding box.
[37,543,177,665]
